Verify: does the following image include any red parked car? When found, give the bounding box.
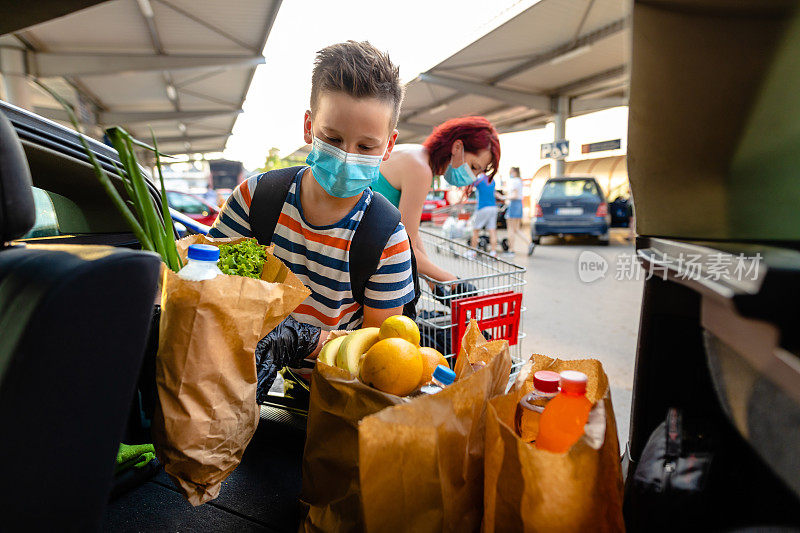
[421,189,450,222]
[166,191,220,227]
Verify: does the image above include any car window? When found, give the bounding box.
[20,140,147,243]
[22,187,60,238]
[20,185,119,241]
[541,179,599,199]
[168,192,209,215]
[166,192,187,210]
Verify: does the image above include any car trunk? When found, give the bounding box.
[539,196,600,221]
[538,178,603,225]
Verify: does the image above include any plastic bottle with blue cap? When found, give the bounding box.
[177,244,224,281]
[419,364,457,395]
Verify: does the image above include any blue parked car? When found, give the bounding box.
[529,176,610,253]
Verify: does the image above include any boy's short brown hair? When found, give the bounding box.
[310,40,404,128]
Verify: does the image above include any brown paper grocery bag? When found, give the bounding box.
[300,362,407,532]
[300,320,511,532]
[358,335,511,533]
[483,355,624,533]
[153,235,310,506]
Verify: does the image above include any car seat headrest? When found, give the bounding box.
[0,109,35,245]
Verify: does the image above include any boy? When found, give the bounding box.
[209,41,415,355]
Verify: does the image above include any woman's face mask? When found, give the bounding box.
[305,136,385,198]
[442,142,476,187]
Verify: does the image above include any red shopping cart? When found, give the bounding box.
[416,228,527,375]
[450,291,523,360]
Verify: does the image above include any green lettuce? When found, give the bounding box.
[217,240,268,279]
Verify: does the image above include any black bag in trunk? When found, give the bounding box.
[624,408,714,531]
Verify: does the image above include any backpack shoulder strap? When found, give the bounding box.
[248,166,305,245]
[349,192,401,307]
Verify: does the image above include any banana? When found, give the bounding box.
[336,327,380,374]
[318,335,346,367]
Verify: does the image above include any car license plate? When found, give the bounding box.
[556,207,583,216]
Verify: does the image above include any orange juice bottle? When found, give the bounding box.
[513,370,560,443]
[535,371,593,453]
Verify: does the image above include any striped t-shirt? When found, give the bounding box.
[208,167,415,330]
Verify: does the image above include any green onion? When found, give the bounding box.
[35,80,183,272]
[151,128,182,271]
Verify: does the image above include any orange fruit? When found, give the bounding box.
[360,338,423,396]
[418,347,449,386]
[379,315,420,346]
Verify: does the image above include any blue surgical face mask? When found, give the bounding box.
[442,144,477,187]
[443,162,476,187]
[305,136,384,198]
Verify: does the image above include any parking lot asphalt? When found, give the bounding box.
[504,226,642,445]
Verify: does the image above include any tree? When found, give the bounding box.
[259,147,305,172]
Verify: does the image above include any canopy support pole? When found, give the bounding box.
[553,95,568,177]
[0,47,32,111]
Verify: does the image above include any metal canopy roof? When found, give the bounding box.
[397,0,630,143]
[4,0,281,155]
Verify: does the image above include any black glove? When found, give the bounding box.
[433,280,477,303]
[255,316,320,403]
[451,281,477,298]
[433,283,449,301]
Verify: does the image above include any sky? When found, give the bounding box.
[222,0,541,169]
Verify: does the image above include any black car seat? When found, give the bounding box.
[0,110,161,530]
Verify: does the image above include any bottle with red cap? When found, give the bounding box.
[535,370,593,453]
[514,370,560,443]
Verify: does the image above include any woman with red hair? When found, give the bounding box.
[375,116,500,282]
